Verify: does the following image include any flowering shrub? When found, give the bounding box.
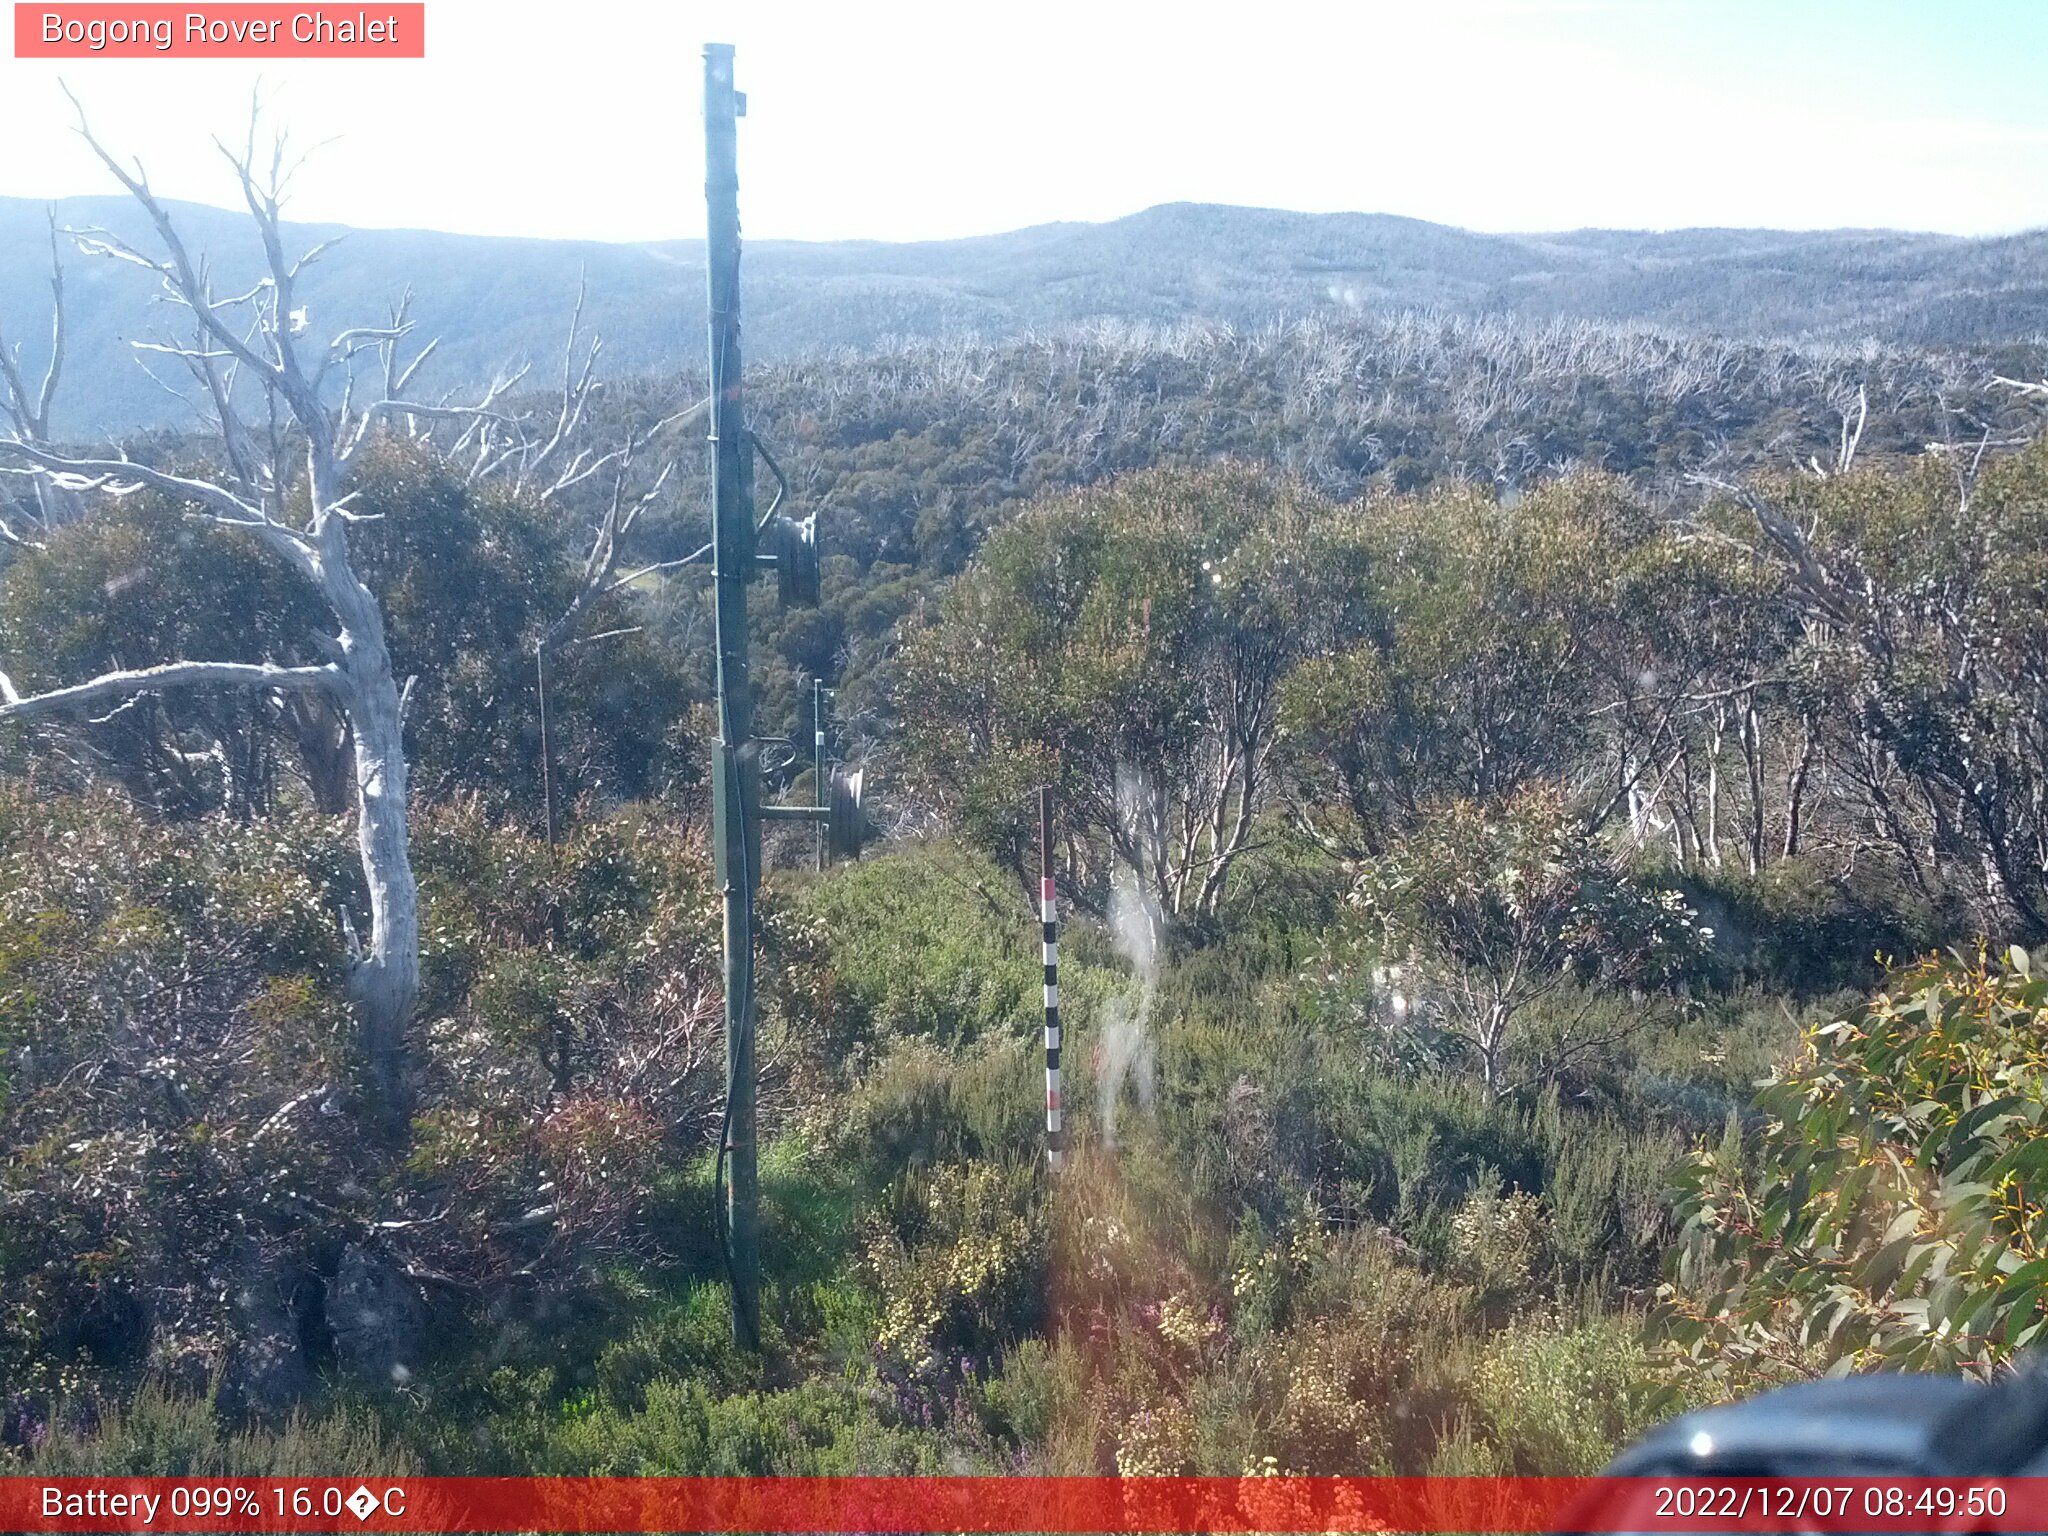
[1155,1292,1221,1356]
[1471,1312,1662,1473]
[861,1160,1044,1366]
[1267,1334,1388,1474]
[1448,1182,1546,1294]
[1114,1401,1196,1476]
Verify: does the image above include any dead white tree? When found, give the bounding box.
[0,205,78,544]
[0,99,560,1137]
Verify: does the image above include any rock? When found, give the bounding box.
[328,1244,424,1389]
[224,1265,314,1418]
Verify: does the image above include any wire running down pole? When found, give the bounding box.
[1039,786,1064,1172]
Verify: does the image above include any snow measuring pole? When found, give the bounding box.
[703,43,862,1348]
[1040,787,1064,1172]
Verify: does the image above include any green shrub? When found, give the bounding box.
[1539,1106,1686,1286]
[1447,1178,1546,1297]
[540,1375,956,1474]
[1681,861,1949,995]
[589,1283,758,1410]
[1470,1312,1664,1473]
[832,1036,1045,1175]
[11,1385,416,1476]
[1349,786,1708,1094]
[1152,1010,1325,1225]
[971,1336,1077,1454]
[797,842,1042,1052]
[1663,948,2048,1388]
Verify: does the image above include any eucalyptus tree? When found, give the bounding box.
[897,463,1364,917]
[1704,438,2048,940]
[1278,475,1643,858]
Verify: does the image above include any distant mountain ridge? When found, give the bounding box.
[3,195,2045,436]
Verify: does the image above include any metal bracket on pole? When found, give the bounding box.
[759,765,864,857]
[769,512,821,608]
[748,434,819,608]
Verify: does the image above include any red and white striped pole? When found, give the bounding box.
[1039,785,1063,1172]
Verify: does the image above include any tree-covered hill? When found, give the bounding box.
[6,193,2048,436]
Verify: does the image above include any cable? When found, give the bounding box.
[709,741,760,1353]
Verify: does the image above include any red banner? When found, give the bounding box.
[13,4,424,57]
[5,1475,2048,1533]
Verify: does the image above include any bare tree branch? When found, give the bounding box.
[540,446,675,654]
[0,659,340,721]
[0,207,64,440]
[0,206,75,538]
[0,440,314,552]
[1690,473,1866,636]
[605,542,712,594]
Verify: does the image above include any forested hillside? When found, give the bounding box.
[6,151,2048,1485]
[606,313,2046,778]
[6,192,2048,434]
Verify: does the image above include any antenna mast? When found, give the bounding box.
[702,42,860,1348]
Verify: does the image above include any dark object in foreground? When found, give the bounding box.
[1608,1375,1990,1477]
[1554,1371,2048,1534]
[1566,1368,2048,1526]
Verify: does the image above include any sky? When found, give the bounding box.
[4,0,2048,244]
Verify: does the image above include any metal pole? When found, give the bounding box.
[813,678,827,874]
[704,40,759,1348]
[1040,786,1063,1172]
[536,643,555,847]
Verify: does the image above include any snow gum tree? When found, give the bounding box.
[0,104,660,1137]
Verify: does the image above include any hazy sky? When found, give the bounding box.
[4,0,2047,243]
